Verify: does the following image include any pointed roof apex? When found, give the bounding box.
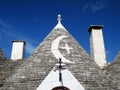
[54,14,65,29]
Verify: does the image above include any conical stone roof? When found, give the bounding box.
[104,51,120,89]
[0,49,7,61]
[0,15,118,90]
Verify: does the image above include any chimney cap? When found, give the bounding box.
[12,40,26,45]
[88,25,104,32]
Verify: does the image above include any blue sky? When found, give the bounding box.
[0,0,120,62]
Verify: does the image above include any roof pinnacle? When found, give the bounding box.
[57,14,62,23]
[54,14,65,29]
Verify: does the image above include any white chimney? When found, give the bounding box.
[11,40,26,60]
[88,25,107,68]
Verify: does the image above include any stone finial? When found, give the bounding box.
[54,14,65,29]
[57,14,62,23]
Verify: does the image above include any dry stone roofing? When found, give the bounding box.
[0,15,120,90]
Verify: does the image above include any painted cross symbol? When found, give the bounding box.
[60,44,73,54]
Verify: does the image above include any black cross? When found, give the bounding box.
[59,58,62,82]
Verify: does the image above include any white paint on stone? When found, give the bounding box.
[51,35,74,64]
[89,26,106,68]
[60,44,73,54]
[11,41,25,60]
[36,69,85,90]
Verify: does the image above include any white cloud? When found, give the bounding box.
[0,19,16,37]
[106,50,110,55]
[83,0,112,12]
[0,29,17,37]
[6,31,37,54]
[0,19,11,28]
[26,42,36,54]
[0,18,38,58]
[0,19,38,56]
[0,27,36,55]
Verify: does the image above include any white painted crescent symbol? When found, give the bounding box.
[51,35,74,64]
